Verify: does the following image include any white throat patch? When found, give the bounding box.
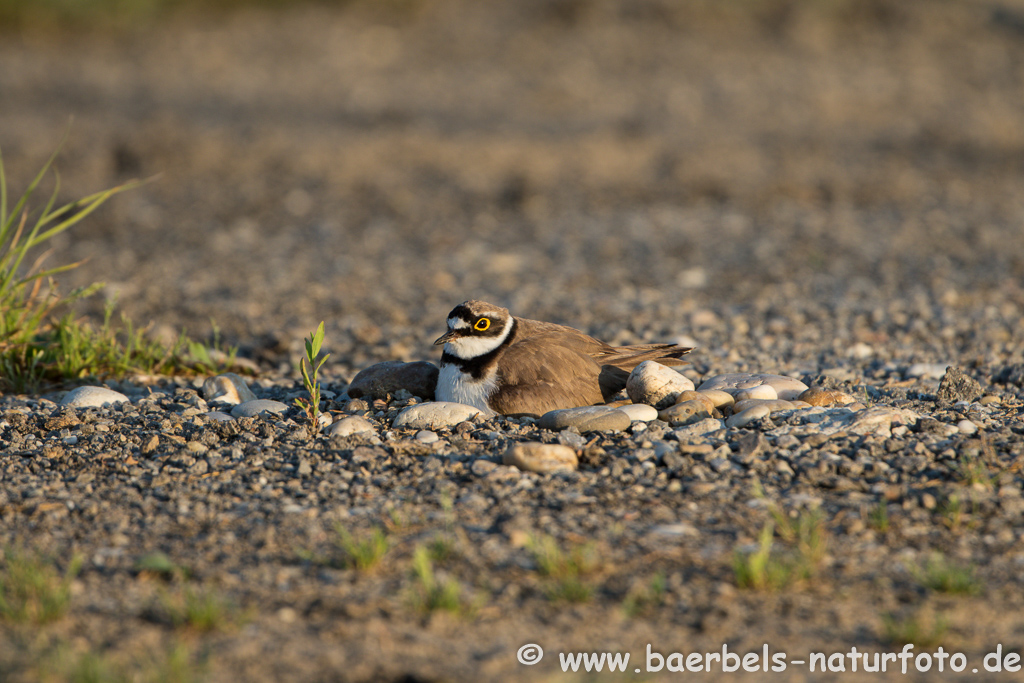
[443,316,512,360]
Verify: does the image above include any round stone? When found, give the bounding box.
[230,399,289,418]
[393,401,482,430]
[732,398,800,414]
[797,388,855,407]
[658,400,712,426]
[696,389,734,409]
[957,419,978,435]
[202,373,257,406]
[61,386,130,409]
[617,403,659,422]
[676,390,715,413]
[330,415,376,437]
[698,373,808,401]
[626,361,696,409]
[734,384,778,401]
[415,429,440,443]
[204,411,235,423]
[503,442,578,474]
[346,361,439,401]
[726,405,771,429]
[537,406,632,433]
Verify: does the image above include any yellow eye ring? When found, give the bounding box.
[474,318,491,331]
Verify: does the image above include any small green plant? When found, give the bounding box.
[912,553,981,596]
[159,585,238,632]
[956,452,993,489]
[867,501,889,533]
[295,321,329,436]
[134,551,191,582]
[409,545,465,615]
[940,494,965,531]
[882,609,949,648]
[622,572,667,618]
[733,522,795,591]
[527,534,600,603]
[334,525,389,572]
[0,547,81,624]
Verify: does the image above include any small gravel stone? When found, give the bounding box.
[231,399,289,418]
[698,373,808,401]
[393,402,482,430]
[471,459,499,476]
[626,361,696,408]
[676,390,715,412]
[346,361,439,401]
[202,373,257,405]
[672,417,725,439]
[61,386,129,409]
[329,416,376,437]
[726,405,771,428]
[502,442,578,474]
[538,406,631,432]
[204,411,235,423]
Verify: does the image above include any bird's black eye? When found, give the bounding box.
[474,318,491,331]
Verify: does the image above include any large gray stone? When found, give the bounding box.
[538,406,631,433]
[231,399,289,418]
[698,373,808,401]
[346,361,438,401]
[202,373,257,405]
[626,361,695,409]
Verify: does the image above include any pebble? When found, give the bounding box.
[617,403,659,422]
[726,405,771,428]
[626,361,696,408]
[204,411,235,423]
[415,430,440,443]
[979,394,1002,406]
[346,361,439,401]
[672,417,725,439]
[797,388,855,407]
[537,406,632,433]
[696,389,734,409]
[231,399,289,418]
[734,384,778,401]
[698,373,808,401]
[957,419,979,435]
[393,401,482,430]
[737,397,798,413]
[61,386,129,409]
[330,415,376,437]
[905,362,948,380]
[502,442,578,474]
[471,459,499,476]
[658,400,712,426]
[202,373,257,405]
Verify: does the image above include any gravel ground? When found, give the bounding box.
[2,1,1024,680]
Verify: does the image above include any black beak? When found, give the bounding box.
[434,329,457,346]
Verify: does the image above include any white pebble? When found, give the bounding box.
[61,386,130,409]
[393,401,482,430]
[734,385,778,402]
[329,416,376,437]
[230,399,289,418]
[698,373,808,401]
[957,419,978,435]
[905,363,949,380]
[202,373,257,405]
[726,405,771,429]
[415,430,439,443]
[626,361,696,408]
[617,403,659,422]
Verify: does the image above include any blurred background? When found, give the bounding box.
[2,0,1023,379]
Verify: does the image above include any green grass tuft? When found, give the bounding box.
[912,553,981,596]
[334,525,389,571]
[0,547,81,624]
[409,545,467,615]
[527,534,600,603]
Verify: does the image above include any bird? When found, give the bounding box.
[433,300,692,417]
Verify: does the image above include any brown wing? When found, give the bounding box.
[595,343,693,371]
[488,323,608,416]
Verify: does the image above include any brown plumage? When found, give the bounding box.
[434,300,692,417]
